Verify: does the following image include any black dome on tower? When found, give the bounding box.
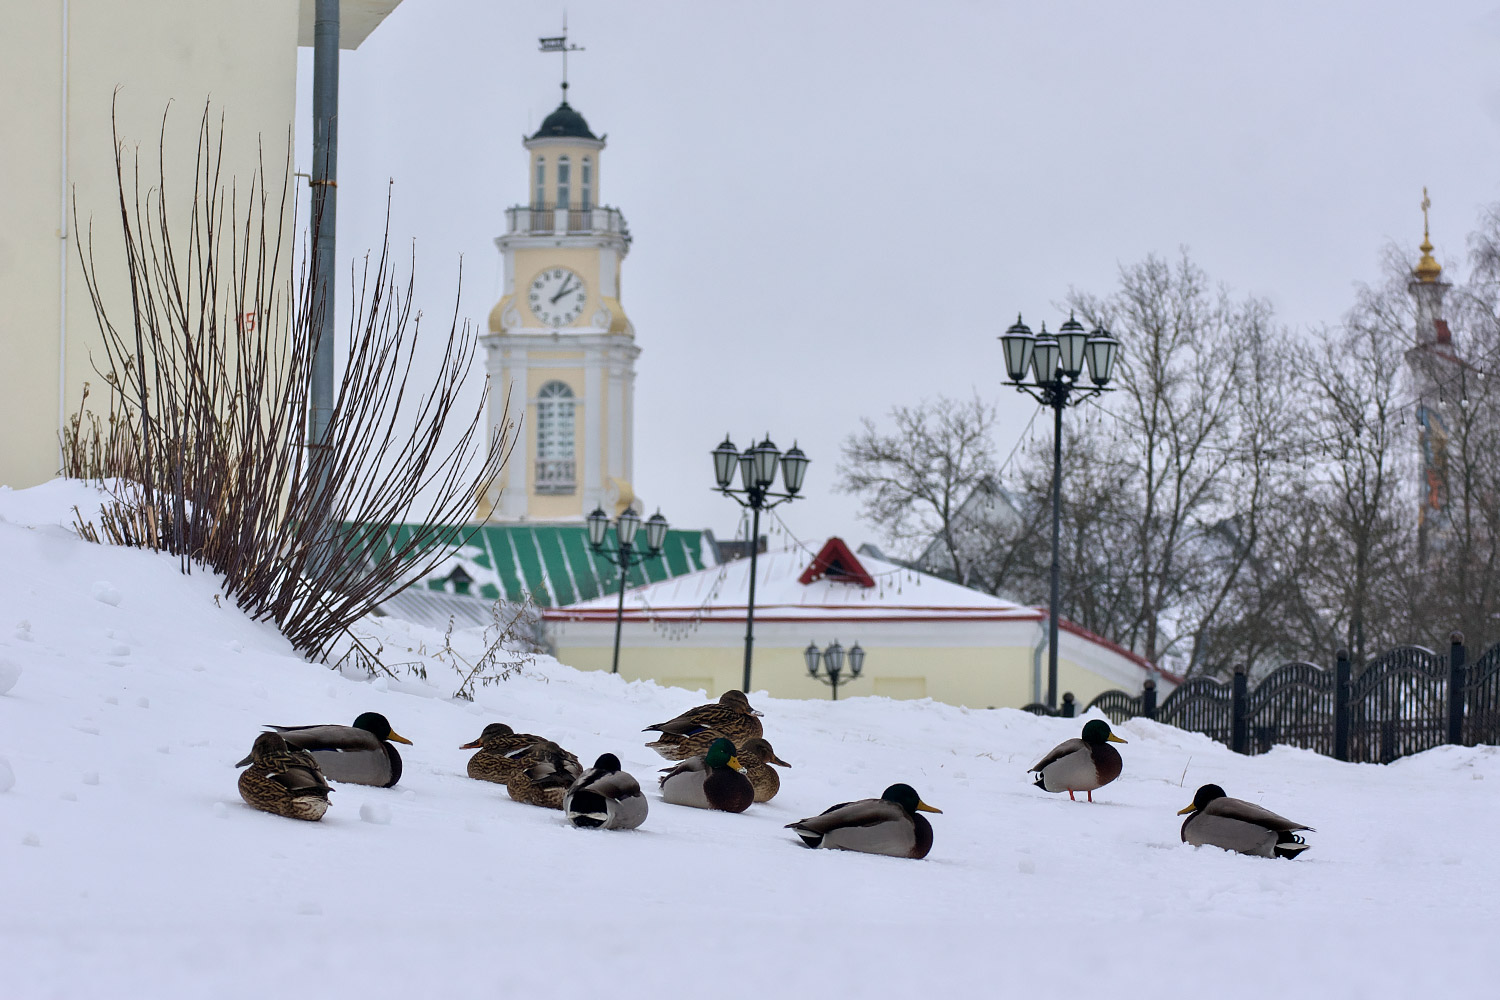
[531,100,597,140]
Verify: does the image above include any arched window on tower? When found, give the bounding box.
[581,157,593,213]
[557,155,571,212]
[535,380,576,494]
[533,156,545,211]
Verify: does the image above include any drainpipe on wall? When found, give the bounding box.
[1031,613,1047,704]
[56,0,70,470]
[309,0,339,550]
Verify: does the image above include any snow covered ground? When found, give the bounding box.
[1,480,1496,999]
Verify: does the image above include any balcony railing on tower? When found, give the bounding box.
[534,459,576,495]
[507,205,631,245]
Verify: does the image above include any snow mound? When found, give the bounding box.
[0,480,1494,999]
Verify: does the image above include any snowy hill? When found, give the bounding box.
[1,480,1495,999]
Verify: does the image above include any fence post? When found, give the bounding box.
[1061,692,1076,718]
[1142,679,1157,720]
[1231,667,1249,754]
[1448,630,1467,746]
[1333,648,1351,762]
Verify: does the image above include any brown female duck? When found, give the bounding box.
[506,741,584,810]
[236,732,333,822]
[643,690,764,760]
[736,737,791,803]
[460,722,557,784]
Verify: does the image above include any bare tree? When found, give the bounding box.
[836,393,999,585]
[1064,252,1288,668]
[67,102,513,662]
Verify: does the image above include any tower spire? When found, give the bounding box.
[1415,186,1442,283]
[538,16,584,104]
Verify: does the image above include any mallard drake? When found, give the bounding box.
[506,741,584,810]
[460,722,553,784]
[563,753,648,830]
[1178,784,1314,859]
[658,737,754,813]
[643,690,764,760]
[786,783,942,859]
[1029,719,1127,802]
[236,732,333,822]
[737,737,791,803]
[238,712,413,788]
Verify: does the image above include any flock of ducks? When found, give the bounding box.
[235,693,1314,861]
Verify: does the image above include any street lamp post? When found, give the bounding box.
[712,435,810,692]
[999,312,1121,709]
[804,640,865,701]
[587,506,669,675]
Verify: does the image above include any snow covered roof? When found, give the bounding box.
[547,536,1041,625]
[546,536,1173,680]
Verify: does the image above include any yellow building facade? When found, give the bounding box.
[545,539,1174,709]
[480,95,640,521]
[0,1,401,490]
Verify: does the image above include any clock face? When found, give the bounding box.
[528,267,588,327]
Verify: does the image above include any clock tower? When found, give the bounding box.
[479,94,640,521]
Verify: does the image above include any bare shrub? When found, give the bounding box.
[70,100,514,662]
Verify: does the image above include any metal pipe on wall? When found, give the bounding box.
[56,0,69,470]
[310,0,339,471]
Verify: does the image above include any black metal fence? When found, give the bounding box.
[1051,632,1500,763]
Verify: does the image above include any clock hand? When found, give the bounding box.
[550,278,576,305]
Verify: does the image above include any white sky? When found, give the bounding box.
[297,0,1500,553]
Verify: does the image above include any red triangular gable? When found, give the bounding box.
[798,537,876,588]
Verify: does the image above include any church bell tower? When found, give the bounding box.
[478,60,639,522]
[1406,188,1459,561]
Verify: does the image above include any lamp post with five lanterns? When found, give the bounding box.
[998,312,1121,709]
[711,435,811,692]
[587,505,670,675]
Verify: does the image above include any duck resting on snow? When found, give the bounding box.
[236,732,333,821]
[238,712,413,788]
[643,690,764,760]
[736,737,791,803]
[658,737,754,813]
[563,753,648,830]
[1178,783,1314,859]
[506,741,584,810]
[786,783,942,860]
[1029,719,1127,802]
[460,722,570,785]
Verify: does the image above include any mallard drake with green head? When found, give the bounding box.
[643,690,764,760]
[236,732,333,822]
[1029,719,1127,802]
[237,712,413,788]
[563,753,648,830]
[506,741,584,810]
[1178,784,1313,859]
[460,722,553,784]
[737,737,791,803]
[786,783,942,859]
[658,737,754,813]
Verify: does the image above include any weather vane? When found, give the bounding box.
[538,16,584,102]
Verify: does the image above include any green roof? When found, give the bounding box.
[382,522,712,608]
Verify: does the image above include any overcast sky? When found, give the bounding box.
[297,0,1500,554]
